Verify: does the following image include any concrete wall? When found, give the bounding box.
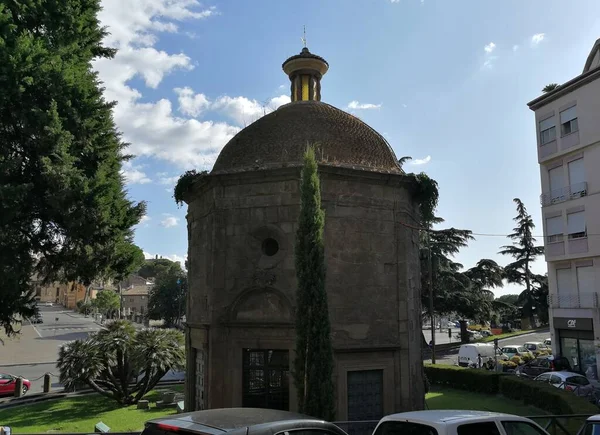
[185,165,424,416]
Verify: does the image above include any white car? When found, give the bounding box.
[576,414,600,435]
[544,338,551,347]
[371,410,550,435]
[43,302,53,307]
[534,371,594,398]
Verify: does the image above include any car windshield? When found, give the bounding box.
[502,347,515,353]
[525,344,535,350]
[566,376,590,386]
[517,347,527,352]
[582,422,600,435]
[373,421,438,435]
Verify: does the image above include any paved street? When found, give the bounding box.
[0,306,103,367]
[0,305,184,400]
[423,328,462,345]
[425,329,551,365]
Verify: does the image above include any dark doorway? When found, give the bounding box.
[347,369,384,435]
[242,349,289,410]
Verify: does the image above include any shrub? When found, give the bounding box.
[425,364,597,428]
[424,364,501,394]
[510,356,523,365]
[522,354,533,363]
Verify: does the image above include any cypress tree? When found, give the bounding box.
[293,146,335,420]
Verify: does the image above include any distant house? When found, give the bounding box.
[122,286,150,319]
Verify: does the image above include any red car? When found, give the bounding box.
[0,373,30,396]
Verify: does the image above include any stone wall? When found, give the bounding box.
[185,165,424,414]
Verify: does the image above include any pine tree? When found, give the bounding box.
[293,147,335,420]
[499,198,545,329]
[0,1,145,336]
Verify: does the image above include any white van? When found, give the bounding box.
[458,343,507,367]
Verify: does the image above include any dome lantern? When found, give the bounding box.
[282,47,329,102]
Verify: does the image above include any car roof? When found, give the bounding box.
[540,371,584,379]
[379,410,521,425]
[524,342,543,345]
[587,414,600,422]
[148,408,326,431]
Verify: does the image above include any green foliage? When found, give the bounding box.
[147,263,186,327]
[424,364,501,394]
[174,170,208,206]
[92,290,120,317]
[293,146,335,420]
[77,300,93,315]
[57,320,185,405]
[425,364,598,420]
[542,83,560,93]
[499,199,546,328]
[137,258,178,279]
[410,172,439,226]
[0,0,145,338]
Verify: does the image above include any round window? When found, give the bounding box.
[262,238,279,257]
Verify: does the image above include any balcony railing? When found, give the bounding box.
[548,292,599,309]
[540,181,587,206]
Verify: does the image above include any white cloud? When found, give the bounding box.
[347,100,382,110]
[159,175,180,186]
[174,87,211,117]
[160,214,179,228]
[212,94,290,125]
[531,33,545,46]
[484,42,496,53]
[410,155,431,165]
[390,0,400,3]
[513,45,519,52]
[137,215,152,228]
[121,160,152,184]
[93,1,246,170]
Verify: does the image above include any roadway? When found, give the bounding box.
[425,329,551,365]
[0,305,183,400]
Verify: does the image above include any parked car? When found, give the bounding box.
[142,408,349,435]
[523,342,551,354]
[533,371,595,399]
[500,345,534,360]
[43,302,53,307]
[371,410,550,435]
[544,338,552,347]
[515,355,572,378]
[30,315,43,324]
[0,373,30,396]
[458,344,508,368]
[576,414,600,435]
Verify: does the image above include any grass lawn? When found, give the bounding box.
[426,387,544,416]
[1,385,184,433]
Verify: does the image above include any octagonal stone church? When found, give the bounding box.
[182,47,424,420]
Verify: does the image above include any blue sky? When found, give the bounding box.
[95,0,600,296]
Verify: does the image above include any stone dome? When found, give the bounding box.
[211,101,401,175]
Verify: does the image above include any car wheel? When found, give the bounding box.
[21,385,28,395]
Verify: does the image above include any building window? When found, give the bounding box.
[539,116,556,145]
[242,349,290,410]
[568,158,587,198]
[547,166,565,203]
[545,216,563,243]
[556,268,572,294]
[567,211,586,239]
[560,106,578,136]
[577,265,594,294]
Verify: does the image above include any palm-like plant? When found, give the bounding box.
[57,320,184,405]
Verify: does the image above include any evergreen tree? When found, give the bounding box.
[293,147,335,420]
[148,262,187,328]
[499,198,545,329]
[0,1,145,337]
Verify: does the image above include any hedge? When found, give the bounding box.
[424,364,598,416]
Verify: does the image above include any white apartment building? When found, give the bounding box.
[528,38,600,380]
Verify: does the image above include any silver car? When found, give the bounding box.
[534,371,594,398]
